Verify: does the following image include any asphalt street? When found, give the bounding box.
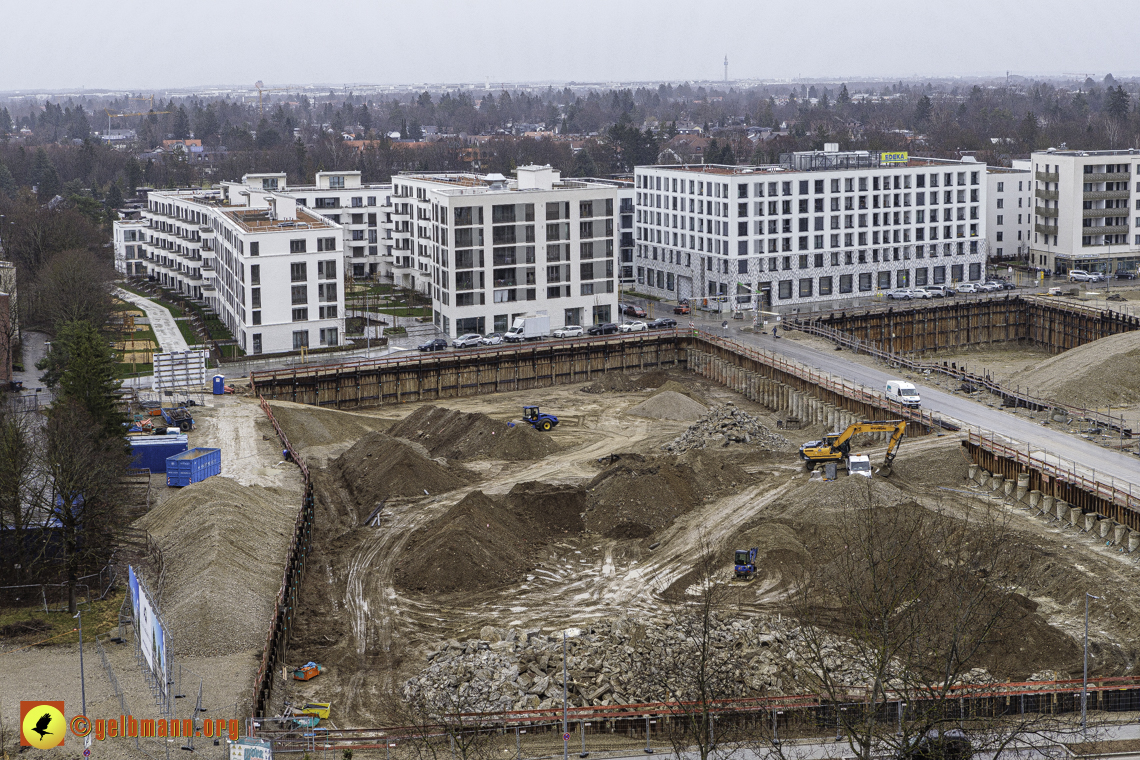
[680,305,1140,491]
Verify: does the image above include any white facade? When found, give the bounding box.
[113,218,151,276]
[226,172,394,280]
[392,166,621,338]
[985,167,1033,262]
[633,151,989,309]
[1028,149,1140,276]
[115,187,345,355]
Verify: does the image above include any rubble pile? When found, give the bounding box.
[404,615,919,712]
[663,403,790,453]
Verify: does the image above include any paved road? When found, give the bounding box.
[113,287,189,353]
[681,307,1140,491]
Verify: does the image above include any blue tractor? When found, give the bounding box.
[734,547,758,580]
[522,405,559,432]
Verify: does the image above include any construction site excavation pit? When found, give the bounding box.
[266,370,1140,725]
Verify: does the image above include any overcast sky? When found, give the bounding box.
[3,0,1138,93]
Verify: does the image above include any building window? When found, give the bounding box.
[252,334,262,354]
[250,264,260,285]
[292,330,309,349]
[778,280,793,299]
[859,272,873,291]
[292,308,308,322]
[290,239,307,253]
[328,176,345,189]
[839,274,853,293]
[249,241,259,256]
[252,310,261,325]
[291,262,307,282]
[319,327,338,346]
[291,285,308,305]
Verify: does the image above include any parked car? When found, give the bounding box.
[992,279,1017,290]
[957,283,980,294]
[586,322,619,336]
[417,338,448,352]
[453,333,484,348]
[1068,269,1093,282]
[909,288,932,299]
[919,286,945,298]
[673,303,691,315]
[623,304,647,318]
[552,325,584,338]
[649,317,678,329]
[977,282,1001,293]
[886,289,913,300]
[619,320,648,332]
[481,332,504,346]
[1116,270,1137,280]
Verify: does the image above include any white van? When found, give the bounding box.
[848,455,873,478]
[886,379,921,407]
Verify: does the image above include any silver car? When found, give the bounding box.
[453,333,484,348]
[552,325,584,338]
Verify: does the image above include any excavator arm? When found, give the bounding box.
[799,420,907,476]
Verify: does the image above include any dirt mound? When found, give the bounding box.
[388,405,560,461]
[505,481,586,534]
[627,390,707,421]
[135,477,297,657]
[1014,330,1140,407]
[395,491,542,594]
[585,452,749,538]
[654,380,708,406]
[268,402,388,452]
[336,431,467,517]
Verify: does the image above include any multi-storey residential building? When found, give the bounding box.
[113,219,151,276]
[392,165,620,337]
[633,149,989,309]
[1029,149,1139,277]
[116,187,345,355]
[986,166,1032,263]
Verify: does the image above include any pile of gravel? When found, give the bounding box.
[627,390,707,421]
[405,615,953,712]
[663,403,790,453]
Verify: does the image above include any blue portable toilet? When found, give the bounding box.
[212,374,226,395]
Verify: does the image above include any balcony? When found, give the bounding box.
[1083,189,1130,201]
[1083,208,1127,218]
[1034,223,1055,236]
[1035,171,1058,183]
[1036,206,1059,218]
[1084,172,1131,183]
[1035,188,1058,201]
[201,280,216,292]
[1084,225,1129,236]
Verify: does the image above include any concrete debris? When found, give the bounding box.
[663,403,791,453]
[404,615,965,711]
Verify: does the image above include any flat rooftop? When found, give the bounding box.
[400,172,615,196]
[1035,148,1140,157]
[644,156,980,176]
[223,207,337,233]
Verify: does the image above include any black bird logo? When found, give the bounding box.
[31,712,53,740]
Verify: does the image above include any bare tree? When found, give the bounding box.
[0,401,42,585]
[42,400,129,612]
[788,489,1097,760]
[628,540,751,760]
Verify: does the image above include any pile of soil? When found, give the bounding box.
[627,390,707,421]
[653,380,708,406]
[1014,330,1140,407]
[581,369,674,394]
[394,483,585,594]
[335,431,467,517]
[585,452,749,538]
[135,477,298,657]
[388,405,560,461]
[268,402,388,452]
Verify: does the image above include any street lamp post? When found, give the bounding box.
[1082,592,1101,732]
[74,610,87,717]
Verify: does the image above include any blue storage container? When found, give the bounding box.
[129,435,188,473]
[166,447,222,487]
[212,375,226,395]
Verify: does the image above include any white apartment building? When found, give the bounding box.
[985,166,1033,263]
[1029,149,1140,276]
[392,165,620,337]
[633,149,989,310]
[115,187,345,355]
[113,218,151,276]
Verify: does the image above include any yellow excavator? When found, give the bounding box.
[798,420,907,477]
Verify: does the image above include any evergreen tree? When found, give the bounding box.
[1106,86,1131,121]
[837,84,850,105]
[106,181,124,210]
[1019,111,1040,149]
[914,94,933,125]
[706,138,722,164]
[569,147,598,177]
[0,161,15,198]
[31,148,61,198]
[38,320,126,441]
[0,107,11,136]
[172,106,191,139]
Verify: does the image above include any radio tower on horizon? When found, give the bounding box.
[724,55,728,83]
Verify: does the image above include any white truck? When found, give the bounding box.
[885,379,921,407]
[847,455,873,478]
[503,314,550,343]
